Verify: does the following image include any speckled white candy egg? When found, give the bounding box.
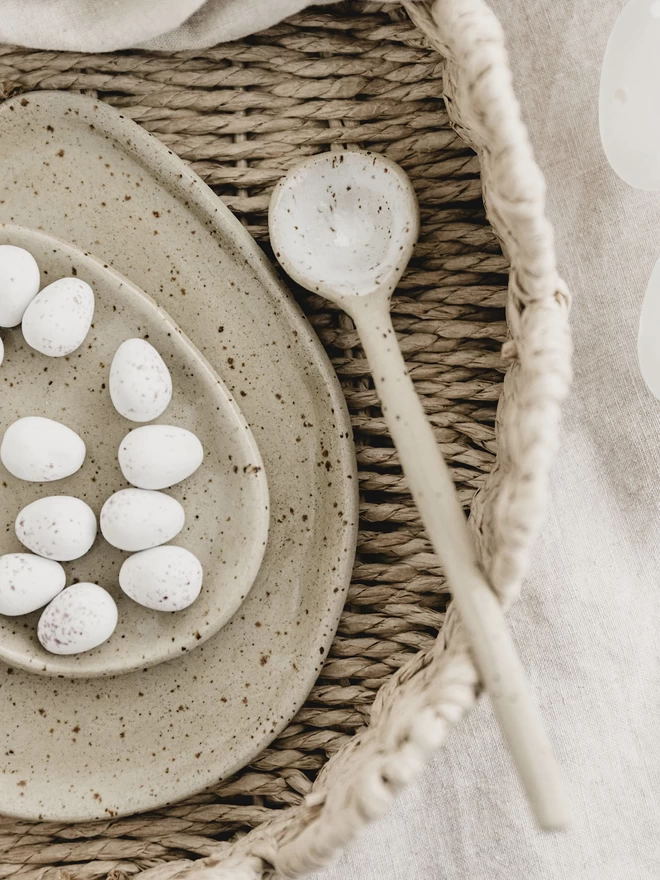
[0,553,65,616]
[101,488,185,552]
[110,338,173,422]
[1,416,86,482]
[120,545,203,612]
[0,245,40,327]
[16,495,97,561]
[22,277,94,357]
[118,424,204,490]
[38,583,118,655]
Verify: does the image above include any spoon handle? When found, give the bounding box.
[350,296,568,831]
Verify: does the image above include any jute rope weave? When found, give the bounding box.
[0,1,571,877]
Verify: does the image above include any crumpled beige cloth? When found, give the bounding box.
[0,0,340,52]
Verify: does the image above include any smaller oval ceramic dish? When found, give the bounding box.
[0,225,269,677]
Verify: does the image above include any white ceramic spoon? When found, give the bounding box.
[269,150,568,830]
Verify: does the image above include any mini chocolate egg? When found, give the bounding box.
[22,277,94,356]
[100,488,185,552]
[0,245,40,327]
[0,336,4,367]
[118,424,203,490]
[109,338,172,422]
[0,553,66,616]
[38,583,118,655]
[1,416,86,482]
[16,495,97,561]
[120,545,203,612]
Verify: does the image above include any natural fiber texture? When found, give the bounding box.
[0,1,571,878]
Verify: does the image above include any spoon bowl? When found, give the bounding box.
[270,150,419,301]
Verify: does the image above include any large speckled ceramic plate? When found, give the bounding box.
[0,224,270,679]
[0,91,357,821]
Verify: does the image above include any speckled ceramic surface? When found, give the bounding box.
[0,92,357,821]
[0,224,270,678]
[269,150,419,303]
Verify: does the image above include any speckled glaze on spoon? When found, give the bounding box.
[269,150,568,830]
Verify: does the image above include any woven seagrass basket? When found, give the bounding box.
[0,1,571,877]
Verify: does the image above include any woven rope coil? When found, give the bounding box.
[0,1,571,878]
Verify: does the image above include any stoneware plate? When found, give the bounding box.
[0,224,270,678]
[0,91,357,821]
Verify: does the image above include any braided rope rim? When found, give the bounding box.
[0,1,571,877]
